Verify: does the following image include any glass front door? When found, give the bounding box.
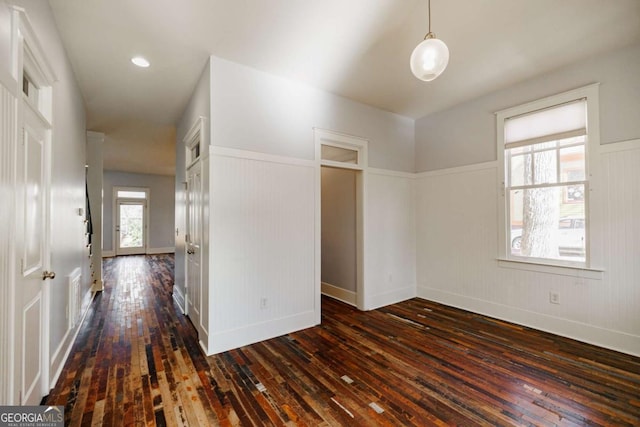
[116,200,146,255]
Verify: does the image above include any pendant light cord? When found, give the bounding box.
[428,0,432,33]
[425,0,435,40]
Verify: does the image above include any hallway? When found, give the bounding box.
[45,255,640,426]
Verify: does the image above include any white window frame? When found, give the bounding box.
[496,84,602,273]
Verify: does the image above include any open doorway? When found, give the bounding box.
[113,187,149,256]
[321,166,358,305]
[316,129,367,310]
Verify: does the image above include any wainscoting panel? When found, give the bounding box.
[0,80,18,404]
[599,140,640,335]
[416,151,640,356]
[365,169,416,309]
[209,150,316,354]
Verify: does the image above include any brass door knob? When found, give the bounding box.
[42,271,56,280]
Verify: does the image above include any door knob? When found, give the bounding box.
[187,248,195,255]
[42,271,56,280]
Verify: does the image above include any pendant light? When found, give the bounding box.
[410,0,449,81]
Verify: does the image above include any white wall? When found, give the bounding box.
[0,0,90,402]
[414,43,640,356]
[210,56,415,172]
[103,170,176,254]
[321,167,357,295]
[364,169,416,310]
[174,55,417,353]
[415,43,640,172]
[206,56,419,352]
[208,148,317,354]
[0,4,10,85]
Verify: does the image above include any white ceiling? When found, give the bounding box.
[48,0,640,176]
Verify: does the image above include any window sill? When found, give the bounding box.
[497,258,604,280]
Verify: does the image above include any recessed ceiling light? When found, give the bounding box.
[131,56,150,68]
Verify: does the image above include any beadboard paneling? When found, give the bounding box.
[365,169,416,309]
[600,141,640,335]
[416,148,640,356]
[0,80,17,404]
[208,152,316,354]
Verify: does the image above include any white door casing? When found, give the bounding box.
[17,88,52,405]
[315,129,368,311]
[11,7,57,405]
[183,117,205,341]
[185,160,203,334]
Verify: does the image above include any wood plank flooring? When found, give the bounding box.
[45,255,640,426]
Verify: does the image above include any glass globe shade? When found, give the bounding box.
[410,37,449,81]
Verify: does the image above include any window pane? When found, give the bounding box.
[559,135,586,146]
[117,190,146,199]
[321,145,358,164]
[119,204,144,248]
[509,145,531,155]
[533,150,558,185]
[560,145,585,182]
[509,185,585,262]
[533,140,557,151]
[509,153,531,186]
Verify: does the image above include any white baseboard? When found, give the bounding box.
[417,286,640,357]
[207,310,318,355]
[147,247,175,255]
[365,285,416,311]
[102,250,115,258]
[321,282,356,306]
[172,286,186,314]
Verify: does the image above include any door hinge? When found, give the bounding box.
[20,258,24,274]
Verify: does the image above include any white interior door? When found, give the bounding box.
[116,200,146,255]
[17,103,52,405]
[185,161,202,333]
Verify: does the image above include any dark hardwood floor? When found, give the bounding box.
[45,255,640,426]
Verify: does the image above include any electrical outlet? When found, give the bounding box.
[549,292,560,305]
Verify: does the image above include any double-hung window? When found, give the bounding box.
[497,85,600,268]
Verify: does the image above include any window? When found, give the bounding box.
[315,129,367,169]
[497,85,599,268]
[117,190,146,199]
[321,144,358,164]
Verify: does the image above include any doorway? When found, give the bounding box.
[321,167,358,305]
[315,129,367,310]
[114,188,148,256]
[183,117,205,341]
[17,95,52,405]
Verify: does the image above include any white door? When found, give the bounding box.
[185,161,202,333]
[116,200,146,255]
[16,103,52,405]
